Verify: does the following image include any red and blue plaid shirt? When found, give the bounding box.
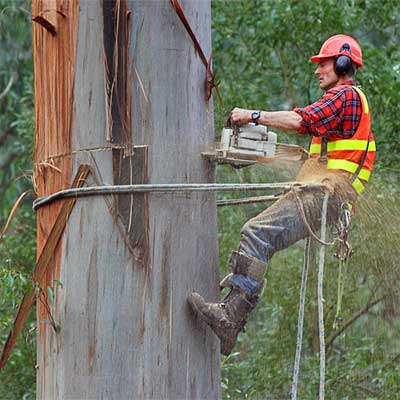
[294,80,362,138]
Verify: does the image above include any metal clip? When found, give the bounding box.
[340,202,352,230]
[333,202,354,261]
[334,231,354,261]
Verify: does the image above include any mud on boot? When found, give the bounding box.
[188,252,267,356]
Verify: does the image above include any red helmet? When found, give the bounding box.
[310,34,363,68]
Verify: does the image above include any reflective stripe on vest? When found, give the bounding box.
[327,159,370,194]
[355,88,369,114]
[309,140,376,155]
[352,178,365,194]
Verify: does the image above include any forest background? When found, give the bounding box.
[0,0,399,399]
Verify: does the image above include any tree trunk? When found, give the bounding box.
[33,1,220,399]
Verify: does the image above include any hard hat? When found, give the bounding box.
[310,34,363,68]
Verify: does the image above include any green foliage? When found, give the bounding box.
[0,210,36,400]
[0,1,33,205]
[0,1,36,399]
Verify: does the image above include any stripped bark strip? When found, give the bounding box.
[0,191,31,244]
[32,1,80,360]
[0,165,90,370]
[170,0,222,104]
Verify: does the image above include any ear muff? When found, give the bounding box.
[334,43,352,76]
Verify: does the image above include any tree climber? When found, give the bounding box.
[188,34,376,356]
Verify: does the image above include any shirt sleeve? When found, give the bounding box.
[293,86,361,138]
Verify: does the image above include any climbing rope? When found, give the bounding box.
[333,257,348,330]
[291,191,330,400]
[32,182,325,210]
[290,236,311,400]
[317,191,330,400]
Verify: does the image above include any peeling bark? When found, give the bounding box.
[32,0,80,397]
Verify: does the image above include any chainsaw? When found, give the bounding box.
[203,123,309,168]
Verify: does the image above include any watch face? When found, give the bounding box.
[252,111,261,121]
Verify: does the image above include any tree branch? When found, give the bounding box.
[326,290,399,351]
[0,75,15,101]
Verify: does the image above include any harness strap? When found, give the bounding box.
[319,136,328,164]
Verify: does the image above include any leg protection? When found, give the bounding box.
[220,251,267,297]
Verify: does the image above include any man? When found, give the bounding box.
[188,34,376,356]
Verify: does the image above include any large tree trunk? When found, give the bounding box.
[33,1,220,399]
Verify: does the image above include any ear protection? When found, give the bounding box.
[334,43,352,76]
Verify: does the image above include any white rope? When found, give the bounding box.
[290,191,329,400]
[317,191,330,399]
[32,182,325,210]
[290,236,311,399]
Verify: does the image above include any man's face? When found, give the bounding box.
[315,59,339,91]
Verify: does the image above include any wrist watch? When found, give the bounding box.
[251,111,261,125]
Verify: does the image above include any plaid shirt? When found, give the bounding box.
[294,80,362,138]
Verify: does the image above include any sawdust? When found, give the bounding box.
[296,158,358,204]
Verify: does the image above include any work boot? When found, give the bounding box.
[188,289,257,355]
[188,252,267,356]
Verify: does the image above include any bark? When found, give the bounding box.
[33,1,219,399]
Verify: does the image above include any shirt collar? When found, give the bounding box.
[340,80,357,86]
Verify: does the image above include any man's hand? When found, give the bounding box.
[230,107,253,126]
